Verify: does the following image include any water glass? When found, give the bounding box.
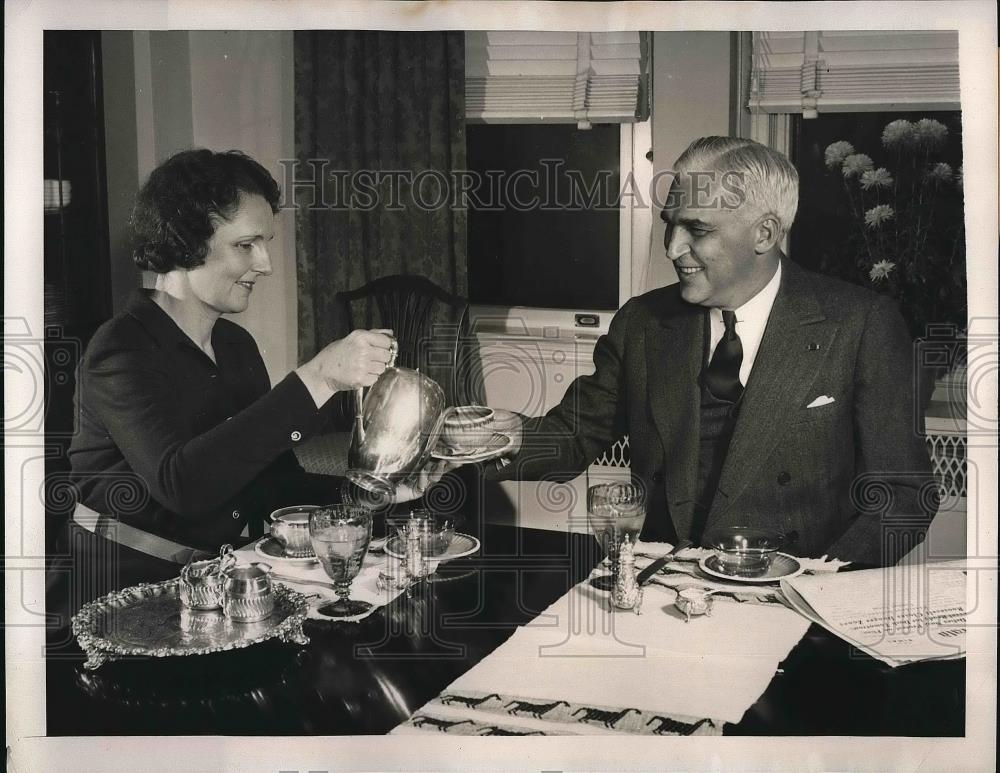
[309,504,374,617]
[587,482,647,589]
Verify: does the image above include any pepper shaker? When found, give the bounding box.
[404,521,428,579]
[610,534,643,614]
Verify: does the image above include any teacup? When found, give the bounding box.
[269,505,319,558]
[442,405,495,452]
[386,509,460,557]
[704,526,783,578]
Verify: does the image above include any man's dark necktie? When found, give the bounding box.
[705,309,744,402]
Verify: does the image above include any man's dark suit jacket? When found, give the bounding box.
[498,259,936,566]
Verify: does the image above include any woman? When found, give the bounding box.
[68,149,427,565]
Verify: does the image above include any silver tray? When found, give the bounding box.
[71,578,310,671]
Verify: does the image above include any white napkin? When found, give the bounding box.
[634,540,850,574]
[233,541,408,622]
[628,541,850,605]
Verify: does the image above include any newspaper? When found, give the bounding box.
[780,560,967,667]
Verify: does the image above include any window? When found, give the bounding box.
[463,30,651,324]
[467,123,621,310]
[790,110,965,340]
[747,30,967,345]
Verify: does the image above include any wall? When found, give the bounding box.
[188,31,297,383]
[102,31,297,383]
[646,32,734,291]
[101,32,142,315]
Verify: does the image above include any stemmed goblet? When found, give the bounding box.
[309,504,373,617]
[586,482,647,591]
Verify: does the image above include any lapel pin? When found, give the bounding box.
[807,343,821,351]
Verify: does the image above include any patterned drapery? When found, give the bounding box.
[294,31,467,360]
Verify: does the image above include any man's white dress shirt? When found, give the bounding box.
[707,261,782,387]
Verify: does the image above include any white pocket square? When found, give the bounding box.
[806,395,835,409]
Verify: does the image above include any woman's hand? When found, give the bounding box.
[295,329,395,407]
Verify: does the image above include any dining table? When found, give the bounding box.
[44,520,965,737]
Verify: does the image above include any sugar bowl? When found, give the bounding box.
[222,562,275,623]
[674,587,716,623]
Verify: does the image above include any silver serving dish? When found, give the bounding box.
[71,578,309,671]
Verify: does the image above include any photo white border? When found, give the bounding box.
[5,2,997,771]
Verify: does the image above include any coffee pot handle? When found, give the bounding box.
[353,337,399,443]
[353,386,366,442]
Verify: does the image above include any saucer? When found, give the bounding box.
[253,536,317,564]
[384,532,480,562]
[430,433,511,464]
[698,552,803,583]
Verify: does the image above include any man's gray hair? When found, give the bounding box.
[675,136,799,234]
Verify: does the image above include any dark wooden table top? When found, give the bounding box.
[45,522,964,736]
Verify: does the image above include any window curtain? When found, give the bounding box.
[294,31,467,360]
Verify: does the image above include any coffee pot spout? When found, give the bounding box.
[352,338,398,444]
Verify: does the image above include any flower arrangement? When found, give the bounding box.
[823,118,966,343]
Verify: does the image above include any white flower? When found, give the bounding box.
[926,162,954,183]
[869,260,896,281]
[864,204,895,228]
[824,141,856,170]
[914,118,949,150]
[882,119,916,149]
[843,154,874,178]
[860,168,894,190]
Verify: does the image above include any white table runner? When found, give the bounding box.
[393,541,825,734]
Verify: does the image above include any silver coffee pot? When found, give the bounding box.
[346,340,447,497]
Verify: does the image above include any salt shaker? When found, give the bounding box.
[610,535,643,614]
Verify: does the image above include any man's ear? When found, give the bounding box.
[753,213,782,254]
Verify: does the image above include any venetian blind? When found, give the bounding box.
[749,31,960,117]
[465,31,647,126]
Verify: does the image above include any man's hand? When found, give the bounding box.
[491,408,524,457]
[393,458,458,502]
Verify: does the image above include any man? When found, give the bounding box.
[488,136,936,566]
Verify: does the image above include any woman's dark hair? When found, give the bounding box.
[131,149,281,272]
